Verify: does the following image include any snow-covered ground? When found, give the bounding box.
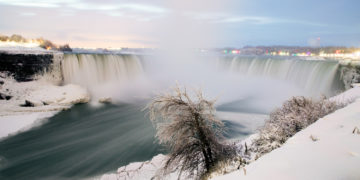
[98,87,360,180]
[0,41,55,54]
[213,87,360,180]
[99,154,167,180]
[0,76,90,139]
[0,112,56,140]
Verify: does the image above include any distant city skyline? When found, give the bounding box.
[0,0,359,48]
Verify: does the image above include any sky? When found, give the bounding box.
[0,0,359,48]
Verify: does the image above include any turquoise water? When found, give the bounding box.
[0,103,163,179]
[0,102,252,180]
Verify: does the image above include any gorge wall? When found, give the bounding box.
[0,52,61,82]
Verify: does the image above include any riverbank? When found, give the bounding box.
[212,86,360,180]
[0,76,90,139]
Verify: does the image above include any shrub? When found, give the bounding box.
[59,44,72,52]
[9,34,27,42]
[147,86,236,179]
[252,96,343,156]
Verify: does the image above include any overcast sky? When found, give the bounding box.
[0,0,359,48]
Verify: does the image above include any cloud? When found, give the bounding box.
[186,12,278,24]
[0,0,79,8]
[20,12,36,16]
[0,0,168,21]
[186,12,326,26]
[219,16,274,24]
[116,4,168,14]
[0,0,168,14]
[220,16,326,26]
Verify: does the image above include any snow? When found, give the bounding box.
[29,84,90,106]
[213,87,360,180]
[0,77,90,115]
[0,76,90,138]
[0,42,57,54]
[330,86,360,103]
[99,154,167,180]
[0,112,55,139]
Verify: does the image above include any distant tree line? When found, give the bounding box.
[0,34,72,52]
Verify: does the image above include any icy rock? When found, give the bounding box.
[30,84,90,106]
[0,93,12,100]
[22,99,44,107]
[99,97,112,104]
[0,52,54,82]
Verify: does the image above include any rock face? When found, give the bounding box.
[0,92,12,100]
[0,52,54,81]
[21,99,44,107]
[339,63,360,90]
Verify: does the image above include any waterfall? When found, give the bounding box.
[219,56,342,96]
[60,54,343,101]
[60,54,145,100]
[61,54,144,88]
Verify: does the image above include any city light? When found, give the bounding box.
[221,48,360,60]
[231,50,240,54]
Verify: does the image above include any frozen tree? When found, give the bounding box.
[252,96,344,156]
[9,34,27,42]
[59,44,72,52]
[146,86,236,179]
[38,39,57,50]
[340,64,360,89]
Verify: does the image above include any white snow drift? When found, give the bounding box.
[213,87,360,180]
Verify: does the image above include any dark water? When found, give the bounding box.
[0,103,165,180]
[217,96,269,114]
[0,102,251,180]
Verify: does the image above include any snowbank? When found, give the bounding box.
[100,154,167,180]
[0,112,55,139]
[0,43,56,54]
[330,85,360,103]
[213,87,360,180]
[0,77,90,138]
[0,77,89,115]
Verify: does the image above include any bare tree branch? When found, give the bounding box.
[146,85,236,179]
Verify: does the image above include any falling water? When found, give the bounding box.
[61,54,144,88]
[219,56,342,96]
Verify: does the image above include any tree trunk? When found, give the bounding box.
[202,148,210,171]
[194,112,213,172]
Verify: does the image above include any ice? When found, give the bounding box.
[0,112,55,139]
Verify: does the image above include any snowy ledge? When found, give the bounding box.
[0,77,90,139]
[213,87,360,180]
